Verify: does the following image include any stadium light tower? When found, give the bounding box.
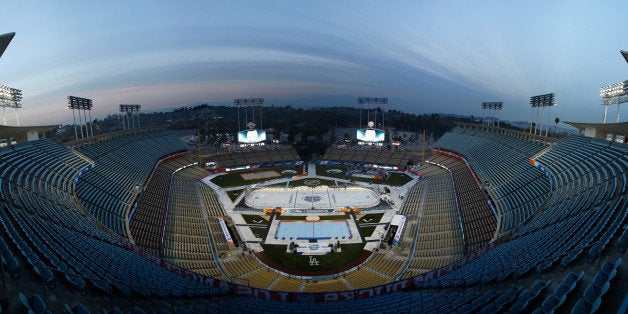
[234,98,264,131]
[67,96,93,140]
[356,97,388,146]
[600,80,627,123]
[357,97,388,131]
[481,102,503,127]
[529,93,555,137]
[119,104,141,130]
[0,84,22,126]
[234,98,265,146]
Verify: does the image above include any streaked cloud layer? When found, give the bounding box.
[1,1,627,125]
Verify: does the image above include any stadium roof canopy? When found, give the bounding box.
[0,32,15,59]
[0,124,57,142]
[622,50,628,64]
[564,121,628,141]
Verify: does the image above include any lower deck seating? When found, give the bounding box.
[162,165,222,278]
[400,162,465,278]
[130,155,197,255]
[429,154,497,252]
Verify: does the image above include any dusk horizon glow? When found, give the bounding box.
[1,1,628,127]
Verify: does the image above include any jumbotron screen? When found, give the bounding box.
[356,128,385,142]
[238,130,266,143]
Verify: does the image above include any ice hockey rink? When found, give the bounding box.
[245,186,380,210]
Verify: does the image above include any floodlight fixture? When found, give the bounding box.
[357,97,388,135]
[67,96,93,110]
[233,98,264,106]
[529,93,556,137]
[357,97,388,105]
[67,96,94,140]
[481,102,503,127]
[234,98,265,132]
[0,84,22,108]
[600,81,628,99]
[481,102,503,110]
[529,93,555,108]
[0,84,23,126]
[600,80,627,123]
[119,104,141,112]
[119,104,142,130]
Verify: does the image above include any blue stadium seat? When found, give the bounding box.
[19,292,50,314]
[65,303,91,314]
[571,297,601,314]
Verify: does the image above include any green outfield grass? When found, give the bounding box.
[385,172,414,186]
[211,166,304,188]
[241,214,269,225]
[357,212,385,224]
[315,165,347,180]
[315,165,413,186]
[227,189,244,201]
[249,227,267,238]
[360,226,377,237]
[261,243,365,272]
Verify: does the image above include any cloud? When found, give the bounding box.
[5,1,628,126]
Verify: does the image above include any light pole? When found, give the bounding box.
[67,96,93,140]
[529,93,555,138]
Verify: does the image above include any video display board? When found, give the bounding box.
[238,130,266,143]
[356,128,385,142]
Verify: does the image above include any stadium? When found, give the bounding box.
[0,30,627,313]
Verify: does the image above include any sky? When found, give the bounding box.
[1,1,628,126]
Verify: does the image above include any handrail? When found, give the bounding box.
[396,180,428,280]
[195,180,230,281]
[426,160,466,251]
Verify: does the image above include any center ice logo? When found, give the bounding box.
[303,195,322,203]
[303,179,320,186]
